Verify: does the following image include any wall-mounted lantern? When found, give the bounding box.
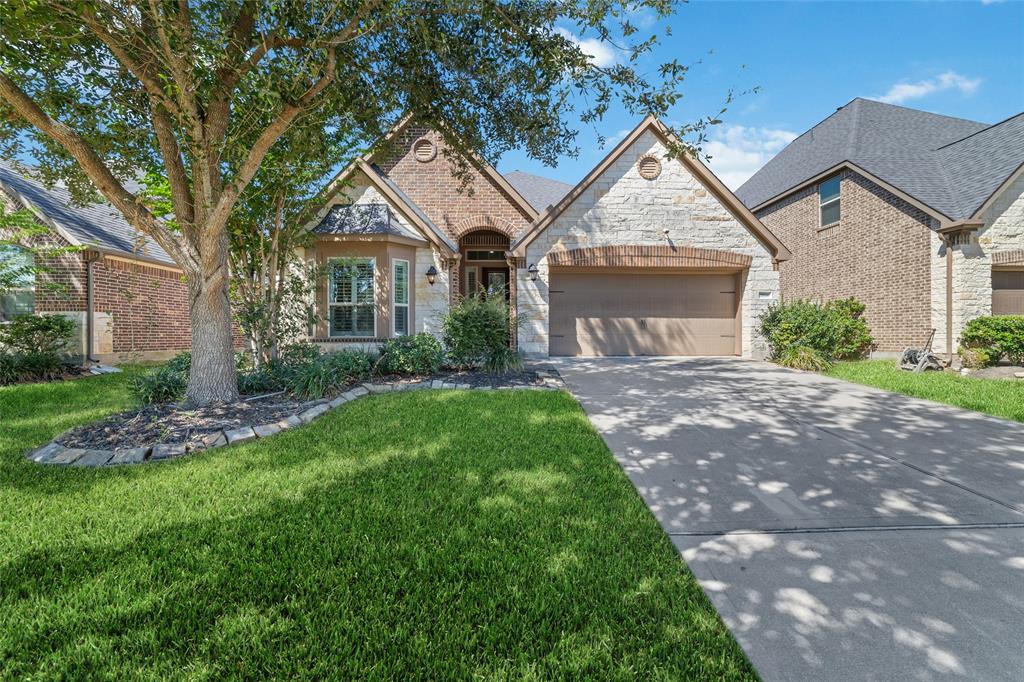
[528,263,539,281]
[425,265,438,285]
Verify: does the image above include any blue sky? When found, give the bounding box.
[497,0,1024,190]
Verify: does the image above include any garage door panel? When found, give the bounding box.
[549,271,738,356]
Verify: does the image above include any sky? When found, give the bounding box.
[497,0,1024,191]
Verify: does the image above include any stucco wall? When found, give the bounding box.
[519,129,779,358]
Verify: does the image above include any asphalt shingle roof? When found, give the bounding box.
[311,203,425,243]
[502,171,573,212]
[735,98,1022,221]
[0,158,174,264]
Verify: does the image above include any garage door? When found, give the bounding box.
[993,270,1024,315]
[549,271,739,356]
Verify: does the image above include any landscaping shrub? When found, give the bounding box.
[378,333,443,376]
[0,313,76,356]
[237,366,284,395]
[443,295,521,372]
[131,363,188,405]
[759,298,873,362]
[0,314,77,385]
[284,350,373,400]
[775,344,831,372]
[959,315,1024,367]
[278,342,321,367]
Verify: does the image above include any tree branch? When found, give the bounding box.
[0,73,194,269]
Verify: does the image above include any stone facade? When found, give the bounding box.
[756,169,934,353]
[518,129,780,358]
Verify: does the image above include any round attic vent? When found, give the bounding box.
[638,155,661,180]
[413,138,436,163]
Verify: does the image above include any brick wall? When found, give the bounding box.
[92,257,192,355]
[756,169,934,352]
[376,126,533,241]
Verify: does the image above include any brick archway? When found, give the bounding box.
[451,214,520,240]
[546,245,753,269]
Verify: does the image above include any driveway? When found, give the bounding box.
[554,357,1024,681]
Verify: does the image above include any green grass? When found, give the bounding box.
[0,374,754,680]
[826,360,1024,423]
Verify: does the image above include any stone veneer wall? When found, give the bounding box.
[756,169,934,353]
[518,129,779,358]
[931,171,1024,354]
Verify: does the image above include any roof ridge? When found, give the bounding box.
[853,97,988,127]
[935,110,1024,150]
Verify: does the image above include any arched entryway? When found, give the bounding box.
[458,230,511,300]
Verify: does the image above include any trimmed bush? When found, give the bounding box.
[759,298,873,362]
[776,345,831,372]
[237,366,284,395]
[959,315,1024,367]
[378,333,443,376]
[0,314,76,356]
[443,295,521,372]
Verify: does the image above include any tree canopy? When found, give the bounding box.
[0,0,713,403]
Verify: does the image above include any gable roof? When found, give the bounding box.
[736,98,1024,223]
[0,158,175,266]
[502,171,573,212]
[513,115,791,261]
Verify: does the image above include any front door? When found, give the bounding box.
[482,267,509,300]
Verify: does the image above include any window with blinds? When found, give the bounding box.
[329,258,375,337]
[465,267,478,297]
[392,259,409,336]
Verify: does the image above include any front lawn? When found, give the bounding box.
[826,360,1024,423]
[1,374,753,679]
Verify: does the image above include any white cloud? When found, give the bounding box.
[704,125,798,190]
[876,70,981,105]
[605,127,633,146]
[980,0,1005,5]
[556,27,619,68]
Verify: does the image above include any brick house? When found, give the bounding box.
[307,115,790,358]
[737,98,1024,356]
[0,159,192,363]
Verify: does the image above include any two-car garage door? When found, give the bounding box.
[549,271,740,356]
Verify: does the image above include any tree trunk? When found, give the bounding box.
[186,250,239,405]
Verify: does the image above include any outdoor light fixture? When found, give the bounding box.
[528,263,538,281]
[425,265,438,285]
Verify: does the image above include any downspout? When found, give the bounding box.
[85,251,100,364]
[945,236,954,363]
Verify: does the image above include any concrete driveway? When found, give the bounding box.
[554,357,1024,681]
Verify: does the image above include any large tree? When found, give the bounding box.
[0,0,710,404]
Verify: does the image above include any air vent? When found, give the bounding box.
[638,155,661,180]
[413,138,436,163]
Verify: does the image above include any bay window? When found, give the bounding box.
[392,258,409,336]
[329,257,375,337]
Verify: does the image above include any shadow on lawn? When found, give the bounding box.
[1,390,754,680]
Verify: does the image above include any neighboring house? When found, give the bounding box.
[737,98,1024,356]
[308,115,790,359]
[0,159,192,362]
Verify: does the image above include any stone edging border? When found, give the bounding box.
[25,370,567,468]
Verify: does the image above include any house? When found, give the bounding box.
[307,115,790,358]
[736,98,1024,357]
[0,159,192,362]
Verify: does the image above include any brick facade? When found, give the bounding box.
[376,126,534,241]
[756,169,935,353]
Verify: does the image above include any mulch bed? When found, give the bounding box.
[1,364,93,388]
[57,368,552,452]
[59,393,325,452]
